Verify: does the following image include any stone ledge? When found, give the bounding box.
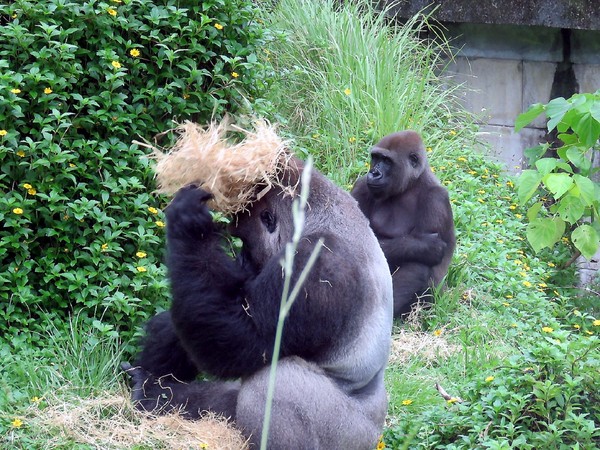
[378,0,600,31]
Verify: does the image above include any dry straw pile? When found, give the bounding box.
[151,119,291,215]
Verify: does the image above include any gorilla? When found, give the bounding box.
[122,157,393,450]
[351,131,455,318]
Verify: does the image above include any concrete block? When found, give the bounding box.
[571,29,600,65]
[445,57,524,127]
[573,64,600,93]
[522,61,556,128]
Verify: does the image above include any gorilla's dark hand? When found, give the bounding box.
[166,185,215,240]
[422,233,447,263]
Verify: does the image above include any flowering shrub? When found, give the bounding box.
[0,0,272,347]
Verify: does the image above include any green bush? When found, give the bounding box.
[0,0,272,348]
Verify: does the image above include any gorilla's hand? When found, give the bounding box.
[422,233,447,263]
[166,185,215,240]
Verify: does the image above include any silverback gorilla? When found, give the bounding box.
[123,157,393,449]
[351,131,455,318]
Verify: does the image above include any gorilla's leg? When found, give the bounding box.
[134,311,198,381]
[122,363,240,419]
[391,262,433,317]
[236,356,386,450]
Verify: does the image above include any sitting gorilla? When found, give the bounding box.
[351,131,455,317]
[123,157,393,450]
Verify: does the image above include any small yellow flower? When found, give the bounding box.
[130,48,140,57]
[502,302,510,307]
[401,399,413,406]
[136,266,147,273]
[538,283,547,288]
[506,180,514,188]
[515,213,523,219]
[148,206,158,214]
[349,137,356,143]
[31,396,42,403]
[593,320,600,327]
[156,220,165,228]
[505,294,513,299]
[457,157,467,162]
[214,23,224,30]
[433,329,442,337]
[136,251,147,258]
[11,88,21,94]
[23,183,32,189]
[585,331,593,335]
[12,207,23,215]
[344,88,351,96]
[511,323,517,328]
[0,129,7,136]
[542,326,554,333]
[509,205,517,210]
[199,444,209,450]
[69,163,76,167]
[477,198,484,203]
[101,243,109,251]
[376,439,385,450]
[485,376,494,382]
[11,418,23,428]
[27,188,37,195]
[447,397,459,404]
[573,324,581,330]
[449,130,457,136]
[111,60,122,69]
[107,8,117,16]
[44,87,52,94]
[231,72,239,78]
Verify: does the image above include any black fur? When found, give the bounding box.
[352,131,456,317]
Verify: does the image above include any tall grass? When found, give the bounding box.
[265,0,472,183]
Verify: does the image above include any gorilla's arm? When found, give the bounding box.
[166,187,350,379]
[379,187,453,269]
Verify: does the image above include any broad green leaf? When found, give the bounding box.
[573,174,597,206]
[546,97,571,131]
[557,132,578,146]
[515,103,545,131]
[571,224,600,260]
[524,143,549,165]
[543,173,574,198]
[526,218,562,252]
[534,158,557,175]
[517,170,543,204]
[590,100,600,124]
[565,146,592,173]
[556,195,585,224]
[571,111,600,147]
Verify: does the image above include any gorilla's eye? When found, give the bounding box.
[260,210,277,233]
[409,153,419,168]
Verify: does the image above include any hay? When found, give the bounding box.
[389,329,459,365]
[151,119,292,215]
[28,392,248,449]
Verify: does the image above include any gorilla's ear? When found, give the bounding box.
[260,210,277,233]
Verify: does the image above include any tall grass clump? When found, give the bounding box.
[264,0,472,183]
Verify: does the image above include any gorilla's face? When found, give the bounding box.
[367,131,426,199]
[231,187,294,269]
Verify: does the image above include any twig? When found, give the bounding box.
[435,383,463,403]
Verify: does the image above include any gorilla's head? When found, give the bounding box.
[366,131,428,199]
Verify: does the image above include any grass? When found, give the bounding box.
[2,0,599,448]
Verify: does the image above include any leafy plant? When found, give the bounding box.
[0,0,273,348]
[515,91,600,260]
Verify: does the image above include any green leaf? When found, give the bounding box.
[515,103,545,131]
[571,111,600,147]
[517,170,543,204]
[523,144,549,165]
[527,201,543,222]
[534,158,558,175]
[565,146,592,173]
[543,173,574,198]
[556,195,585,224]
[526,218,563,252]
[573,174,597,206]
[546,97,571,131]
[571,224,600,259]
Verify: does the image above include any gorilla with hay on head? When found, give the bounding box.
[351,130,456,318]
[122,121,393,450]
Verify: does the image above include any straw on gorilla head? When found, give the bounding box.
[152,120,292,215]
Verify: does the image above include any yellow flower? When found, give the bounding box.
[111,60,122,69]
[11,88,21,94]
[13,207,23,215]
[11,418,23,428]
[344,88,351,96]
[231,72,239,78]
[505,294,513,299]
[449,130,457,136]
[457,157,467,162]
[28,188,37,195]
[31,396,42,403]
[44,87,52,94]
[136,251,147,258]
[107,8,117,16]
[130,48,140,57]
[156,220,165,227]
[542,326,554,333]
[349,137,356,143]
[433,329,442,337]
[477,198,484,203]
[502,302,510,307]
[23,183,32,189]
[447,397,459,404]
[136,266,147,273]
[585,331,593,335]
[199,444,209,450]
[148,206,158,214]
[515,213,523,219]
[485,376,494,382]
[574,324,581,330]
[0,129,7,136]
[101,243,109,251]
[401,399,413,406]
[214,23,224,30]
[593,320,600,327]
[377,440,385,450]
[509,205,517,210]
